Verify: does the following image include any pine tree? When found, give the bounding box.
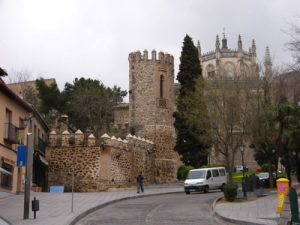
[173,35,211,167]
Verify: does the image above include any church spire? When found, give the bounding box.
[215,35,220,51]
[238,34,243,51]
[197,40,201,57]
[252,39,256,56]
[264,46,272,78]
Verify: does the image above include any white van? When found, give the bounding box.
[184,167,227,194]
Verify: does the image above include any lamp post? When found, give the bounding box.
[239,143,245,178]
[22,115,33,220]
[24,133,33,219]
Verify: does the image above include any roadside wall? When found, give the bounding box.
[46,130,156,192]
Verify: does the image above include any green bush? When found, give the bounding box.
[177,165,194,180]
[224,184,238,202]
[262,164,276,172]
[277,172,287,179]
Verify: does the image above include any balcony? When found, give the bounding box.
[4,123,19,144]
[37,137,46,155]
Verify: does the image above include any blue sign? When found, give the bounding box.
[17,145,26,167]
[50,186,64,193]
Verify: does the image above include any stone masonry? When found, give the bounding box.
[128,50,180,183]
[46,130,156,192]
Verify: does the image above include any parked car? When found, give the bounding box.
[234,165,248,173]
[257,172,277,188]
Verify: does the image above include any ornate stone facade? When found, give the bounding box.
[198,34,267,170]
[198,34,258,79]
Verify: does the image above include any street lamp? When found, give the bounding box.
[239,143,246,178]
[22,115,33,219]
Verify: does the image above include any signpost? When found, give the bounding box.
[17,145,26,167]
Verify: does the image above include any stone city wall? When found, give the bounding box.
[46,130,159,192]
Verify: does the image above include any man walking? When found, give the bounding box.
[136,172,144,193]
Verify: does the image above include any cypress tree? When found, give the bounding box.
[173,35,211,167]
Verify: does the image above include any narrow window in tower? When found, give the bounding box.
[160,75,164,98]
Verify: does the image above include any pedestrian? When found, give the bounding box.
[136,172,144,193]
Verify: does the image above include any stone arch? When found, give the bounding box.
[206,64,215,78]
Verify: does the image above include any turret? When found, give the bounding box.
[128,49,175,135]
[215,35,220,51]
[264,46,272,79]
[238,34,243,51]
[252,39,256,56]
[197,40,201,58]
[249,39,256,63]
[221,33,228,49]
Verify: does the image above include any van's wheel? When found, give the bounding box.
[185,191,190,194]
[204,185,209,193]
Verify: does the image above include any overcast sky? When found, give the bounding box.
[0,0,299,93]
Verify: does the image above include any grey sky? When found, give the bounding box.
[0,0,299,92]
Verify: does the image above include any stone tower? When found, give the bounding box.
[128,49,179,183]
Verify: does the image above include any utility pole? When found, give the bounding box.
[24,133,33,219]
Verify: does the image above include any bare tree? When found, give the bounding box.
[5,69,39,106]
[286,18,300,71]
[204,74,255,181]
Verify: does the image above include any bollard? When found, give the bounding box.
[276,178,289,214]
[289,188,300,224]
[31,197,39,219]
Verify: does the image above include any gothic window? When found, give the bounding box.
[224,62,236,78]
[206,64,215,79]
[160,75,164,98]
[243,64,250,76]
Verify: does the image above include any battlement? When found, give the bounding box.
[49,129,154,151]
[47,130,159,191]
[128,50,174,65]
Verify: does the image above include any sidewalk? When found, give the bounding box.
[214,185,300,225]
[214,192,280,225]
[0,184,182,225]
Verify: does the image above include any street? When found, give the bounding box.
[76,191,234,225]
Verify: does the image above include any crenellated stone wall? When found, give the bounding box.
[46,130,157,192]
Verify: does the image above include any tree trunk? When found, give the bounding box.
[268,159,274,188]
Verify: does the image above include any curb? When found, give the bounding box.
[69,191,182,225]
[213,196,267,225]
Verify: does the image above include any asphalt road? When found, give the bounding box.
[76,191,235,225]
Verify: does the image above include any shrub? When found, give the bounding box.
[177,165,194,180]
[262,164,276,172]
[224,184,238,202]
